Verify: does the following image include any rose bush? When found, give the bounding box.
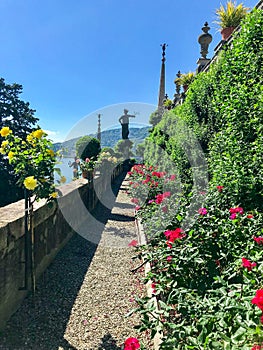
[127,165,263,349]
[0,126,62,200]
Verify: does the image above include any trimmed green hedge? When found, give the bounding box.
[144,8,263,210]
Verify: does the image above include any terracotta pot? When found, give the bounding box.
[82,170,94,180]
[183,84,188,92]
[221,26,235,41]
[82,170,88,179]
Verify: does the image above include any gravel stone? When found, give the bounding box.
[0,173,152,350]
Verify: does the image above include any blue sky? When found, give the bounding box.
[0,0,258,142]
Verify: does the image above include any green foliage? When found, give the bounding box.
[145,8,263,209]
[128,166,263,349]
[136,142,146,159]
[209,8,263,209]
[214,0,249,29]
[100,146,115,156]
[130,9,263,349]
[75,135,101,161]
[176,71,195,87]
[0,78,38,136]
[0,78,39,206]
[149,110,162,126]
[0,128,59,201]
[163,99,173,108]
[95,150,118,173]
[114,139,134,159]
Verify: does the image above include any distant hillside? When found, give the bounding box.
[53,126,150,157]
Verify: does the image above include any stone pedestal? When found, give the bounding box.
[196,58,211,73]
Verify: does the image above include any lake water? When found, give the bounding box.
[54,157,79,184]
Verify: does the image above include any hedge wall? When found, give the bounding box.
[144,8,263,210]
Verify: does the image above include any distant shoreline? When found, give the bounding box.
[52,126,150,157]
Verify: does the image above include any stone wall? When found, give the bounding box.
[0,163,124,330]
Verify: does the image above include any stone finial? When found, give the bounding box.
[198,22,212,59]
[161,43,168,62]
[158,43,167,115]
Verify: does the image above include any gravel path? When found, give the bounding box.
[0,173,152,350]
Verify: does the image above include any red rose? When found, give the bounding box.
[124,337,140,350]
[242,257,256,271]
[254,237,263,245]
[128,240,138,247]
[198,207,207,215]
[252,290,263,311]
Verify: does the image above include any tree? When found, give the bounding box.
[0,78,38,136]
[114,139,134,159]
[100,147,116,156]
[149,109,162,126]
[136,142,146,161]
[0,78,39,206]
[75,136,101,161]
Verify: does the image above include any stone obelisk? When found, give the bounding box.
[157,43,167,117]
[97,114,101,143]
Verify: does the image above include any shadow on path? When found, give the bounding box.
[97,333,122,350]
[0,234,93,350]
[0,171,128,350]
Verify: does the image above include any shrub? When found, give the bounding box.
[75,136,101,161]
[128,166,263,349]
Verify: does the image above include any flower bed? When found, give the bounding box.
[127,164,263,349]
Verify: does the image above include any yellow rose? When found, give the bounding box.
[0,127,12,137]
[48,149,55,157]
[60,176,66,184]
[50,192,58,198]
[8,151,15,160]
[24,176,38,190]
[32,129,45,139]
[1,140,9,148]
[27,134,34,142]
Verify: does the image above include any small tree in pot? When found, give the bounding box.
[175,72,195,92]
[215,1,249,40]
[75,136,101,178]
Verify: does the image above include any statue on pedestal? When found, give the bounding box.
[118,109,136,139]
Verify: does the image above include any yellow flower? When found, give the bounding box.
[60,176,66,184]
[8,151,15,160]
[24,176,38,190]
[32,129,45,139]
[27,134,34,142]
[1,140,9,148]
[0,127,12,137]
[48,149,55,157]
[0,147,5,154]
[50,192,58,198]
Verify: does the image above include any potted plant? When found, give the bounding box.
[176,72,195,92]
[79,157,96,180]
[163,99,173,110]
[95,151,118,174]
[215,1,249,40]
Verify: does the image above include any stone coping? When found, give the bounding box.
[135,217,162,350]
[0,178,89,228]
